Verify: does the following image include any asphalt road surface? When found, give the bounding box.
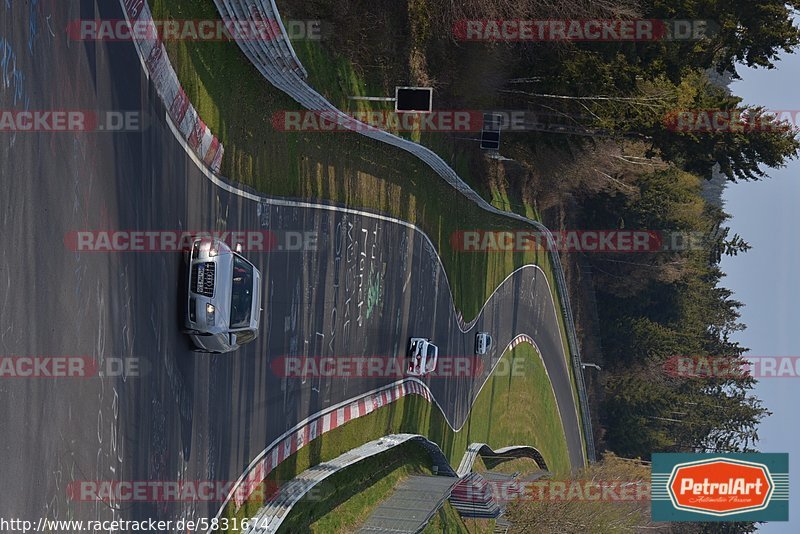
[0,0,584,528]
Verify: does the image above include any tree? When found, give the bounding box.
[654,105,800,181]
[502,71,800,181]
[641,0,800,77]
[633,74,800,182]
[709,226,752,263]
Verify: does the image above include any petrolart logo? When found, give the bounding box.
[651,453,789,521]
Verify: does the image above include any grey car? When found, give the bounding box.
[183,237,262,353]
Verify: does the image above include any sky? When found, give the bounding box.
[720,39,800,532]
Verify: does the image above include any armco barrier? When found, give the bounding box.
[456,442,549,477]
[240,434,549,534]
[210,0,595,463]
[120,0,224,172]
[242,434,456,534]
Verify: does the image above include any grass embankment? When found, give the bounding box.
[279,440,436,533]
[478,456,545,475]
[219,344,570,532]
[423,501,492,533]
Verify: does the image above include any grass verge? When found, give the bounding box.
[423,501,490,533]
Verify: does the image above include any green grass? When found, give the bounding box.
[279,441,435,533]
[479,455,545,475]
[429,344,572,473]
[423,501,488,533]
[291,39,390,116]
[221,344,570,532]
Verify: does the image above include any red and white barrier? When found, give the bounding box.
[232,379,433,508]
[121,0,224,172]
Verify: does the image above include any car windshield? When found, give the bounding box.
[427,345,436,358]
[230,256,254,329]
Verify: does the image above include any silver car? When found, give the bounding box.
[407,337,438,376]
[475,332,493,355]
[184,237,262,353]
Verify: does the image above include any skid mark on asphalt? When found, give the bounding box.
[46,293,124,527]
[27,0,39,55]
[281,279,303,403]
[0,257,15,352]
[91,283,126,518]
[0,35,29,149]
[119,265,134,362]
[0,37,27,106]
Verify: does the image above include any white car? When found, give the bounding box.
[407,337,438,376]
[475,332,493,355]
[183,237,262,354]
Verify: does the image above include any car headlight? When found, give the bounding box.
[206,303,216,325]
[198,238,219,257]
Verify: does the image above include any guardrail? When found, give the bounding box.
[456,443,549,477]
[243,434,457,533]
[211,0,596,463]
[241,435,549,533]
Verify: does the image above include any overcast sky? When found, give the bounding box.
[721,36,800,533]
